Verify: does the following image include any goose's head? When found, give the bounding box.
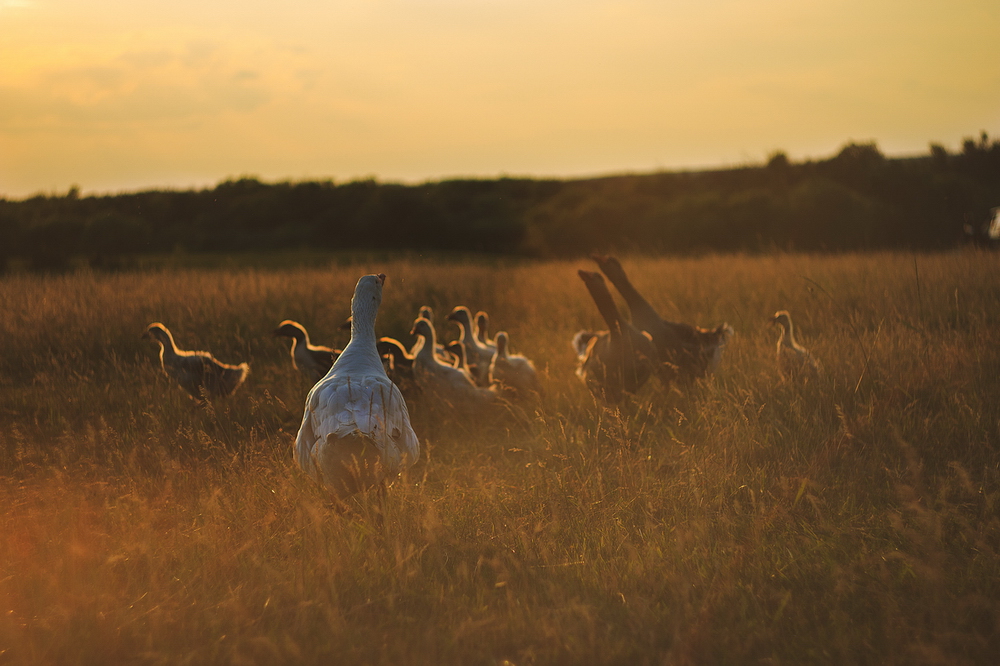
[770,311,793,332]
[273,320,307,340]
[350,274,386,324]
[142,322,172,345]
[590,254,622,272]
[446,306,473,328]
[419,305,434,321]
[591,254,630,285]
[716,323,735,345]
[377,337,408,361]
[410,317,434,342]
[577,269,607,291]
[494,331,509,357]
[447,341,467,366]
[475,311,490,340]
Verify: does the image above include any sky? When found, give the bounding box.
[1,0,998,199]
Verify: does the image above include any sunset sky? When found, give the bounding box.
[1,0,998,199]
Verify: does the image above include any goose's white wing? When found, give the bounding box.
[295,374,419,479]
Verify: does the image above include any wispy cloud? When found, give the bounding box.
[0,35,295,130]
[0,0,997,197]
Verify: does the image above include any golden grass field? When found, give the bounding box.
[0,251,998,664]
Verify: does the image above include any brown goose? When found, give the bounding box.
[489,331,541,397]
[143,322,249,402]
[591,254,733,383]
[770,310,822,379]
[273,320,341,384]
[295,274,419,500]
[377,337,414,372]
[376,336,420,392]
[446,306,496,387]
[574,270,659,403]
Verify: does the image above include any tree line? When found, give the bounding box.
[2,133,999,270]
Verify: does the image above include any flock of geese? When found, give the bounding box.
[143,256,822,502]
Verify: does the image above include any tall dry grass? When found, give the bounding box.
[0,251,998,664]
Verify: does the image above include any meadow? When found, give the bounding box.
[0,251,998,664]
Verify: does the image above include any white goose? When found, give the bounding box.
[273,320,341,384]
[294,275,420,499]
[413,305,458,365]
[410,317,494,404]
[143,323,249,402]
[446,306,496,387]
[489,331,541,397]
[770,310,822,379]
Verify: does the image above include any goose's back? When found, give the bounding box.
[297,372,418,482]
[491,354,540,395]
[163,350,248,398]
[295,343,338,383]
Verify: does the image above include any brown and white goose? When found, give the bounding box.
[143,322,249,402]
[273,320,341,384]
[446,306,496,387]
[410,317,494,403]
[294,274,420,500]
[770,310,822,379]
[574,270,659,403]
[592,255,733,383]
[489,331,541,397]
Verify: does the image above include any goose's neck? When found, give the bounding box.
[777,321,796,348]
[158,331,180,358]
[415,330,437,360]
[457,319,471,343]
[603,264,659,330]
[286,330,307,356]
[351,298,378,339]
[783,321,795,345]
[378,340,406,363]
[342,301,381,365]
[582,276,622,335]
